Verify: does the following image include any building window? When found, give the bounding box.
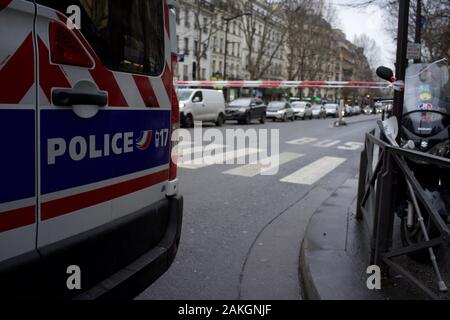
[184,38,189,55]
[183,64,189,80]
[201,68,206,80]
[194,40,198,56]
[176,7,180,24]
[203,17,208,33]
[185,9,190,28]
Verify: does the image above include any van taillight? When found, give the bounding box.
[49,22,94,68]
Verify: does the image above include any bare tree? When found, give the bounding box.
[191,0,220,80]
[353,34,381,69]
[239,0,291,79]
[285,0,336,99]
[343,0,450,62]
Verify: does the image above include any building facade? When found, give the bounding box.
[174,0,373,103]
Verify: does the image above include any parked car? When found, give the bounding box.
[324,103,339,118]
[352,105,362,115]
[344,106,353,117]
[292,102,313,120]
[311,104,326,119]
[380,100,394,114]
[364,107,375,115]
[177,89,226,128]
[225,98,267,124]
[266,102,295,122]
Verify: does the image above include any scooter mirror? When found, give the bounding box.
[376,66,394,82]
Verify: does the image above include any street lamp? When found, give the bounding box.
[222,12,251,101]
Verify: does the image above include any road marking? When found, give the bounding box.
[280,156,347,185]
[337,142,364,151]
[286,137,318,145]
[178,148,261,169]
[223,152,304,177]
[178,144,225,157]
[315,139,341,148]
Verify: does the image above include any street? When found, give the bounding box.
[137,114,380,300]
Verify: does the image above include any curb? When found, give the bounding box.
[299,236,320,300]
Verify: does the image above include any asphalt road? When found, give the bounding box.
[137,114,381,300]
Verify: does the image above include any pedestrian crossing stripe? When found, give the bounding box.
[178,147,261,169]
[223,152,304,177]
[178,146,349,186]
[178,144,225,157]
[280,156,347,185]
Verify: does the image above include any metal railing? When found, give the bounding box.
[357,127,450,299]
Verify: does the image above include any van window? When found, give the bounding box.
[37,0,165,76]
[192,91,203,102]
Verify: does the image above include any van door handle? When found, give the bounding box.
[52,89,108,107]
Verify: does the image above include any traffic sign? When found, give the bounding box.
[407,43,421,60]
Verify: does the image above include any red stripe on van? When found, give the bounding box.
[0,206,35,232]
[41,170,169,221]
[161,63,173,107]
[38,37,71,102]
[0,34,34,104]
[133,75,160,108]
[89,66,128,107]
[0,0,12,11]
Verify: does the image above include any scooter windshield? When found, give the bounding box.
[403,60,450,137]
[404,60,450,115]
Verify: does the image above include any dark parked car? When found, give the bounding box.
[225,98,267,124]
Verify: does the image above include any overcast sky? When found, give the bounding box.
[330,0,396,69]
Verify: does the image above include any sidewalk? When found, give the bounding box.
[299,178,447,300]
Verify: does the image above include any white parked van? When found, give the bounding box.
[177,89,226,127]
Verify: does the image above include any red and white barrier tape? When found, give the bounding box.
[175,80,392,90]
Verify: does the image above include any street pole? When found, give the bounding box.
[393,0,410,134]
[223,19,229,102]
[414,0,422,64]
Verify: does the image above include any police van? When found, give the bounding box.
[0,0,183,299]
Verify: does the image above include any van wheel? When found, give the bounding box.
[216,114,225,127]
[185,114,194,128]
[260,114,266,124]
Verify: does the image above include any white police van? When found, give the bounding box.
[0,0,183,299]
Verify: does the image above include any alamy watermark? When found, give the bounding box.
[366,265,382,290]
[66,265,81,290]
[66,5,81,30]
[172,123,281,175]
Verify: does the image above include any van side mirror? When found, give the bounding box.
[193,97,201,103]
[376,66,394,82]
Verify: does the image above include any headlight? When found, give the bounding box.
[179,102,185,109]
[239,108,247,113]
[430,141,450,158]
